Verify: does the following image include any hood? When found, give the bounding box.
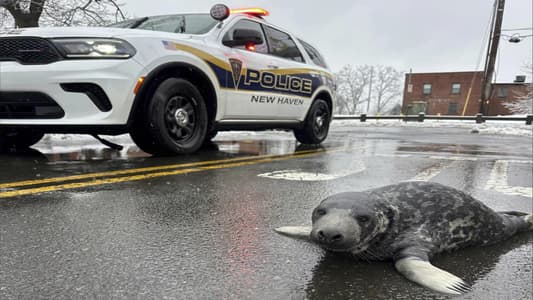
[0,26,164,38]
[0,26,203,44]
[0,27,125,38]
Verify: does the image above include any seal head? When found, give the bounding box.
[310,192,391,253]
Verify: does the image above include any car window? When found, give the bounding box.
[110,14,217,34]
[298,39,327,68]
[222,19,268,54]
[107,18,146,29]
[263,26,304,63]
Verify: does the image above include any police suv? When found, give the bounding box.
[0,4,335,155]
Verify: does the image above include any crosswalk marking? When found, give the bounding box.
[407,162,451,182]
[485,160,533,198]
[258,154,532,198]
[258,160,366,181]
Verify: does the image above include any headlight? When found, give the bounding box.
[51,38,136,59]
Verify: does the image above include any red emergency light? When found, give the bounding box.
[245,42,256,52]
[230,8,270,17]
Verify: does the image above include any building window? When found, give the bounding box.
[423,83,432,95]
[448,103,459,115]
[497,87,508,98]
[451,83,461,94]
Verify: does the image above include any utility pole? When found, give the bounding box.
[480,0,505,115]
[366,67,374,113]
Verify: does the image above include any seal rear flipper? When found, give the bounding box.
[499,212,533,232]
[274,226,312,241]
[394,257,471,295]
[525,214,533,230]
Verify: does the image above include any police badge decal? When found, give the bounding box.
[229,58,243,89]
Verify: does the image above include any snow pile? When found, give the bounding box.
[332,119,533,137]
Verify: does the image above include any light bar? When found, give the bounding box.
[230,8,269,17]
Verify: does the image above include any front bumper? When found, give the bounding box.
[0,58,145,127]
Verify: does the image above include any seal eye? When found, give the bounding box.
[316,209,327,216]
[357,215,370,223]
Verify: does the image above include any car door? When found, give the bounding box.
[261,25,314,120]
[221,19,280,120]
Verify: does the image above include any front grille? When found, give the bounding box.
[0,92,65,119]
[0,37,62,64]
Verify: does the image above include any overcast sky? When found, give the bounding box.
[123,0,532,82]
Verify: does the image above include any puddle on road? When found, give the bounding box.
[1,137,324,163]
[396,142,514,157]
[305,232,532,299]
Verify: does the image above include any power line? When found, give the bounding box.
[461,0,496,116]
[501,34,531,37]
[501,27,533,31]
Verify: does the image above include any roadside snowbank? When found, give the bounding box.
[38,118,532,146]
[331,119,533,137]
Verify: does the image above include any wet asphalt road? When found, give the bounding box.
[0,125,532,300]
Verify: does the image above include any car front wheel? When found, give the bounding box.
[294,99,331,145]
[144,78,208,155]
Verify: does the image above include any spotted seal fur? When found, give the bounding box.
[275,181,533,295]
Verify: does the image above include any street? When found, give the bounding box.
[1,124,532,300]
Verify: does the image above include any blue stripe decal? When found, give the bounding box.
[205,61,325,98]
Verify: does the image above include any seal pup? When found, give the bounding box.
[275,182,533,295]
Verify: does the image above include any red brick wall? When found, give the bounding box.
[402,71,484,116]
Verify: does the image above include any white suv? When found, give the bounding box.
[0,4,335,155]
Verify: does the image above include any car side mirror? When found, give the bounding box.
[223,29,264,47]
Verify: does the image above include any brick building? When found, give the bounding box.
[489,82,530,115]
[402,71,530,116]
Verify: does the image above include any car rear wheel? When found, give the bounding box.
[294,99,331,144]
[142,78,208,155]
[0,129,44,150]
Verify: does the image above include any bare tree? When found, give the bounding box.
[502,62,533,115]
[334,64,403,115]
[0,0,126,29]
[371,65,402,114]
[334,64,373,114]
[0,4,13,28]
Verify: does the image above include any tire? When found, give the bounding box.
[294,99,331,145]
[203,129,218,143]
[0,129,44,150]
[145,78,208,155]
[130,123,161,154]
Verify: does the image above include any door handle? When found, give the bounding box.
[267,65,279,69]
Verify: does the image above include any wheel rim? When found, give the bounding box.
[312,102,330,139]
[164,95,197,143]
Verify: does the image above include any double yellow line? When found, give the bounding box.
[0,147,343,199]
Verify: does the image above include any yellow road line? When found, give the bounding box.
[0,148,325,189]
[0,148,344,199]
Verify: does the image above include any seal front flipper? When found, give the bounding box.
[274,226,312,241]
[394,252,471,295]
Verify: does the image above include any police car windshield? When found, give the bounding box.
[108,14,217,35]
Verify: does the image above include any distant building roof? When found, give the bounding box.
[406,71,484,75]
[492,82,531,85]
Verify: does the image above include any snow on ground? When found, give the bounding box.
[331,119,533,137]
[36,118,532,150]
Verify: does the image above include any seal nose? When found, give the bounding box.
[317,229,344,244]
